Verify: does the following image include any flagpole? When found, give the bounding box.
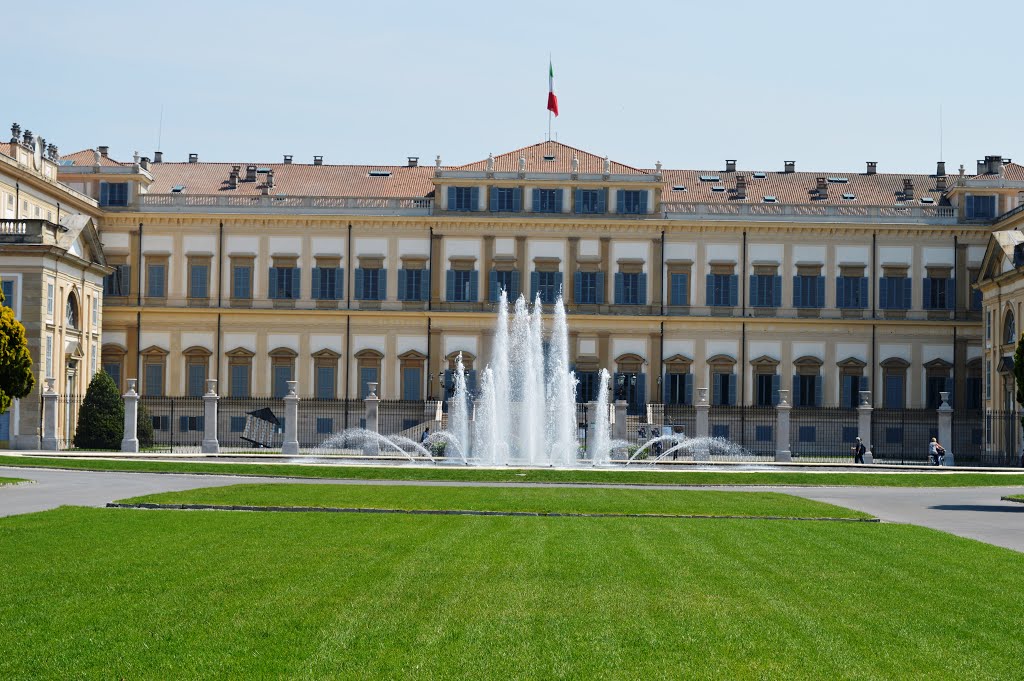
[548,110,552,142]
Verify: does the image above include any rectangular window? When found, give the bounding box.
[798,426,817,442]
[669,273,689,306]
[616,190,647,215]
[0,280,11,309]
[398,268,425,301]
[794,374,821,407]
[146,264,165,298]
[664,373,692,405]
[272,365,293,399]
[615,272,646,305]
[966,194,996,219]
[230,364,251,398]
[712,372,735,406]
[268,267,300,300]
[102,362,122,391]
[966,376,982,410]
[492,270,521,302]
[189,263,209,299]
[144,364,164,396]
[489,187,521,212]
[104,264,131,297]
[794,275,825,308]
[533,188,562,213]
[836,276,868,309]
[711,424,730,439]
[755,374,776,406]
[923,277,954,310]
[402,367,422,400]
[355,268,386,301]
[232,265,252,299]
[447,269,478,302]
[92,298,98,326]
[533,271,563,304]
[230,416,246,433]
[755,425,773,442]
[315,366,336,400]
[316,417,334,434]
[842,426,858,443]
[574,189,606,214]
[576,371,598,402]
[707,274,738,307]
[879,277,911,310]
[574,271,603,305]
[750,274,780,308]
[187,362,207,397]
[99,182,129,206]
[448,186,478,211]
[360,367,379,399]
[884,375,905,408]
[46,282,54,317]
[312,267,344,300]
[45,335,53,378]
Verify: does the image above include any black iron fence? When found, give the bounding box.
[870,409,937,464]
[974,411,1021,467]
[790,407,860,461]
[56,395,85,449]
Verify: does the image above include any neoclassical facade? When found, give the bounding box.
[4,126,1022,451]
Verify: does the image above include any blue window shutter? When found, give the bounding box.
[638,273,647,305]
[727,374,737,406]
[512,188,522,212]
[469,270,478,301]
[510,270,521,299]
[859,277,868,309]
[706,274,714,306]
[902,278,912,309]
[398,269,408,301]
[100,183,109,205]
[842,375,853,407]
[879,278,888,309]
[684,373,693,405]
[532,189,541,212]
[712,374,720,405]
[816,277,825,308]
[446,270,454,301]
[336,268,345,299]
[289,268,299,299]
[573,272,582,303]
[859,375,868,394]
[469,187,479,211]
[447,186,456,210]
[814,376,823,407]
[728,275,738,307]
[378,269,387,300]
[554,189,563,212]
[614,273,624,305]
[574,189,582,213]
[793,275,802,307]
[596,272,605,304]
[772,374,780,405]
[663,374,672,404]
[312,267,321,299]
[616,190,624,214]
[555,272,564,299]
[355,268,364,300]
[530,271,540,299]
[923,278,931,309]
[944,377,953,405]
[773,275,782,307]
[489,187,498,212]
[793,374,801,406]
[489,270,498,302]
[749,275,758,305]
[836,277,845,308]
[179,416,188,432]
[639,191,648,213]
[597,189,607,213]
[947,278,956,309]
[268,268,278,298]
[637,373,646,407]
[965,194,974,218]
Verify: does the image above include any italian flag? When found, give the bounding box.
[547,60,559,117]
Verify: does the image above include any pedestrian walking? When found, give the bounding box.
[928,437,945,466]
[421,427,430,444]
[638,425,647,442]
[852,437,866,464]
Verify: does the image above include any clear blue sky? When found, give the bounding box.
[10,0,1021,173]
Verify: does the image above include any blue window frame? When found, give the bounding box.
[0,281,11,309]
[146,264,165,298]
[706,274,738,307]
[355,268,386,301]
[402,367,422,400]
[965,195,996,219]
[836,276,868,309]
[532,270,563,304]
[616,190,647,215]
[614,272,646,305]
[670,273,689,306]
[663,373,693,405]
[273,365,293,399]
[102,363,121,392]
[923,277,954,310]
[574,271,604,305]
[794,374,822,407]
[884,374,905,408]
[841,375,869,408]
[268,267,300,300]
[104,264,130,296]
[794,275,825,308]
[99,182,128,206]
[448,186,479,211]
[229,364,250,397]
[798,426,817,442]
[574,189,606,214]
[490,270,520,302]
[230,416,246,433]
[533,188,563,213]
[446,269,478,302]
[755,425,773,442]
[189,263,209,299]
[842,426,858,443]
[186,362,206,397]
[144,363,164,396]
[750,274,781,308]
[315,366,336,399]
[970,286,982,312]
[316,418,334,434]
[360,367,379,398]
[755,373,780,406]
[232,265,252,300]
[711,424,730,439]
[879,277,911,310]
[712,371,736,406]
[576,371,599,403]
[312,267,344,300]
[489,187,522,212]
[398,268,426,301]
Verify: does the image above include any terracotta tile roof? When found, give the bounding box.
[453,140,647,175]
[656,168,947,206]
[0,142,16,160]
[60,149,129,167]
[969,161,1024,182]
[146,162,439,197]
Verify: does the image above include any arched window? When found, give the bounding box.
[1003,309,1016,345]
[65,291,80,330]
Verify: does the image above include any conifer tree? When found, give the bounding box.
[74,371,124,449]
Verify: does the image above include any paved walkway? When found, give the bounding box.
[2,466,1023,552]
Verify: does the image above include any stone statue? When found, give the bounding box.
[133,150,140,164]
[519,156,527,173]
[959,164,965,177]
[603,156,610,174]
[23,129,33,145]
[93,149,101,165]
[435,154,442,167]
[571,155,579,173]
[486,153,494,172]
[10,123,20,142]
[655,161,662,172]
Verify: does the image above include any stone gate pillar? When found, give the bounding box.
[121,379,139,453]
[775,389,791,462]
[202,379,220,454]
[937,391,953,466]
[282,380,300,455]
[363,381,380,455]
[858,390,874,464]
[41,378,59,451]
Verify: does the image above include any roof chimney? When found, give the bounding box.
[815,177,828,198]
[228,170,238,189]
[407,156,419,167]
[784,161,795,174]
[902,178,914,200]
[313,155,323,166]
[153,151,163,163]
[245,165,257,182]
[283,154,293,164]
[97,145,109,158]
[977,159,987,175]
[986,155,1003,174]
[140,156,150,170]
[266,169,275,189]
[936,161,946,176]
[188,153,198,163]
[735,175,747,199]
[866,161,877,175]
[725,159,737,173]
[936,175,947,192]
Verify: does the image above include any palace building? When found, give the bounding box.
[2,121,1022,456]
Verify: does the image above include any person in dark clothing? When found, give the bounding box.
[852,437,866,464]
[420,427,430,444]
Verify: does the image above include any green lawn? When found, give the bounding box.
[1006,494,1023,502]
[119,483,873,519]
[0,477,25,485]
[3,454,1024,487]
[0,507,1021,679]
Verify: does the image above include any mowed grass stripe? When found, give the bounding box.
[4,454,1024,487]
[0,477,26,485]
[118,483,872,519]
[0,508,1021,678]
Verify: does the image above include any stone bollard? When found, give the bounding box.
[937,391,953,466]
[775,389,792,462]
[121,379,140,453]
[694,387,710,462]
[41,378,59,451]
[857,390,873,463]
[281,380,300,455]
[613,400,628,442]
[202,379,220,454]
[363,381,380,455]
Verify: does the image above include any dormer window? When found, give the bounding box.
[842,193,856,200]
[920,197,935,204]
[700,175,720,182]
[542,154,556,161]
[368,170,391,177]
[827,177,849,183]
[671,185,687,192]
[762,195,777,203]
[752,172,767,179]
[711,185,725,192]
[171,185,185,193]
[966,195,996,219]
[99,182,128,206]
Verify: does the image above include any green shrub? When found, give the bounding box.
[74,371,124,449]
[137,401,155,449]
